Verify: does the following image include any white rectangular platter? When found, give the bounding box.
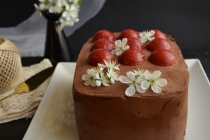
[23,59,210,140]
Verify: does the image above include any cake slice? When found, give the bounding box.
[73,29,189,140]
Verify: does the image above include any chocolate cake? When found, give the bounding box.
[73,29,189,140]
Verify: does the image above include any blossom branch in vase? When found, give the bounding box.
[34,0,82,65]
[34,0,82,30]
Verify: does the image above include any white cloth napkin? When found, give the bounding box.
[0,59,52,124]
[0,0,106,57]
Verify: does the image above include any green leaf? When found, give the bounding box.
[78,0,82,6]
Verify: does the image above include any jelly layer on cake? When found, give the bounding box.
[73,31,189,140]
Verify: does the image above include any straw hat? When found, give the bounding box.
[0,38,23,94]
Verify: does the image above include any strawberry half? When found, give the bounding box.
[127,38,145,51]
[117,29,139,40]
[146,38,171,52]
[91,39,115,51]
[92,30,115,43]
[153,29,166,39]
[87,49,116,66]
[118,49,146,66]
[148,49,176,66]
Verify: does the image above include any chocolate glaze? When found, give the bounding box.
[73,32,189,140]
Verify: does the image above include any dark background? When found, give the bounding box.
[0,0,210,139]
[0,0,210,55]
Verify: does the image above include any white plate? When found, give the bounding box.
[23,59,210,140]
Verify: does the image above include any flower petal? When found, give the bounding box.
[144,70,152,79]
[115,40,121,46]
[110,78,115,84]
[156,78,167,87]
[98,63,105,68]
[126,71,135,80]
[139,32,144,37]
[103,82,110,86]
[84,80,91,86]
[125,86,136,96]
[152,70,161,79]
[148,36,155,41]
[116,51,123,56]
[136,75,146,83]
[140,38,147,43]
[124,45,130,50]
[95,73,100,79]
[121,38,128,46]
[96,80,101,86]
[141,80,150,90]
[151,84,162,93]
[135,84,146,93]
[82,74,88,80]
[119,76,130,83]
[111,49,117,54]
[148,30,155,36]
[86,69,91,74]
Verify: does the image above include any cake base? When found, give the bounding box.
[73,87,188,140]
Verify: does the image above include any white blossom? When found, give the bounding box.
[34,0,81,29]
[111,38,130,56]
[96,73,110,87]
[141,70,167,93]
[82,61,167,95]
[107,69,119,84]
[139,30,155,43]
[82,69,97,87]
[82,61,120,87]
[98,60,120,72]
[119,71,146,96]
[133,68,145,77]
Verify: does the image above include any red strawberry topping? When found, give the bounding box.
[91,39,115,51]
[148,49,176,66]
[117,29,139,40]
[92,30,115,43]
[87,49,115,66]
[127,38,145,51]
[153,29,166,39]
[146,38,171,52]
[118,49,146,66]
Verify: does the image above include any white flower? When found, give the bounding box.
[62,4,79,20]
[34,3,47,11]
[133,68,147,84]
[139,30,155,43]
[111,38,130,56]
[107,69,119,84]
[59,18,79,29]
[119,71,146,96]
[98,60,120,72]
[82,60,120,87]
[60,3,80,29]
[96,73,110,87]
[141,70,167,93]
[133,68,145,77]
[93,66,104,79]
[82,69,97,86]
[93,66,110,86]
[62,4,79,21]
[34,0,81,28]
[44,0,63,13]
[98,60,120,84]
